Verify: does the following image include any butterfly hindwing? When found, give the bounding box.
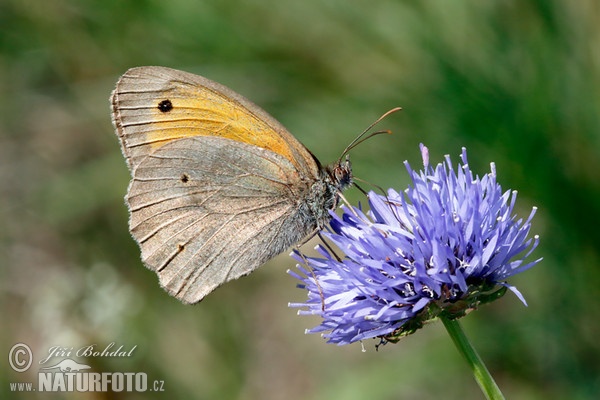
[127,136,314,303]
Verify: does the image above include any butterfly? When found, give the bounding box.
[111,66,353,304]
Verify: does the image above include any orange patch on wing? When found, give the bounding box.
[139,82,297,165]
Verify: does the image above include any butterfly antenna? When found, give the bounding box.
[339,107,402,160]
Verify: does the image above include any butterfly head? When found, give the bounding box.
[329,155,353,192]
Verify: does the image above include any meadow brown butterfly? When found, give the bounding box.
[111,66,352,304]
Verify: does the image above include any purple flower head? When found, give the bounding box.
[289,145,542,345]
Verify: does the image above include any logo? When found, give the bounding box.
[39,359,91,372]
[7,342,165,393]
[9,343,33,373]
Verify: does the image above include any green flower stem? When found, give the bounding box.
[441,316,505,400]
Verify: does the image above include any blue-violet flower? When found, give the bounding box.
[288,144,541,345]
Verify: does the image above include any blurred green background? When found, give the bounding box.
[2,1,599,399]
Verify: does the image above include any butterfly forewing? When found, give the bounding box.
[111,66,319,177]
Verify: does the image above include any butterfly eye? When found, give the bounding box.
[158,99,173,112]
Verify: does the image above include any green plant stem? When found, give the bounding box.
[441,316,505,400]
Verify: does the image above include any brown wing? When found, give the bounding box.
[127,136,316,304]
[111,66,319,178]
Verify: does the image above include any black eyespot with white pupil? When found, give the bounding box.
[158,99,173,112]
